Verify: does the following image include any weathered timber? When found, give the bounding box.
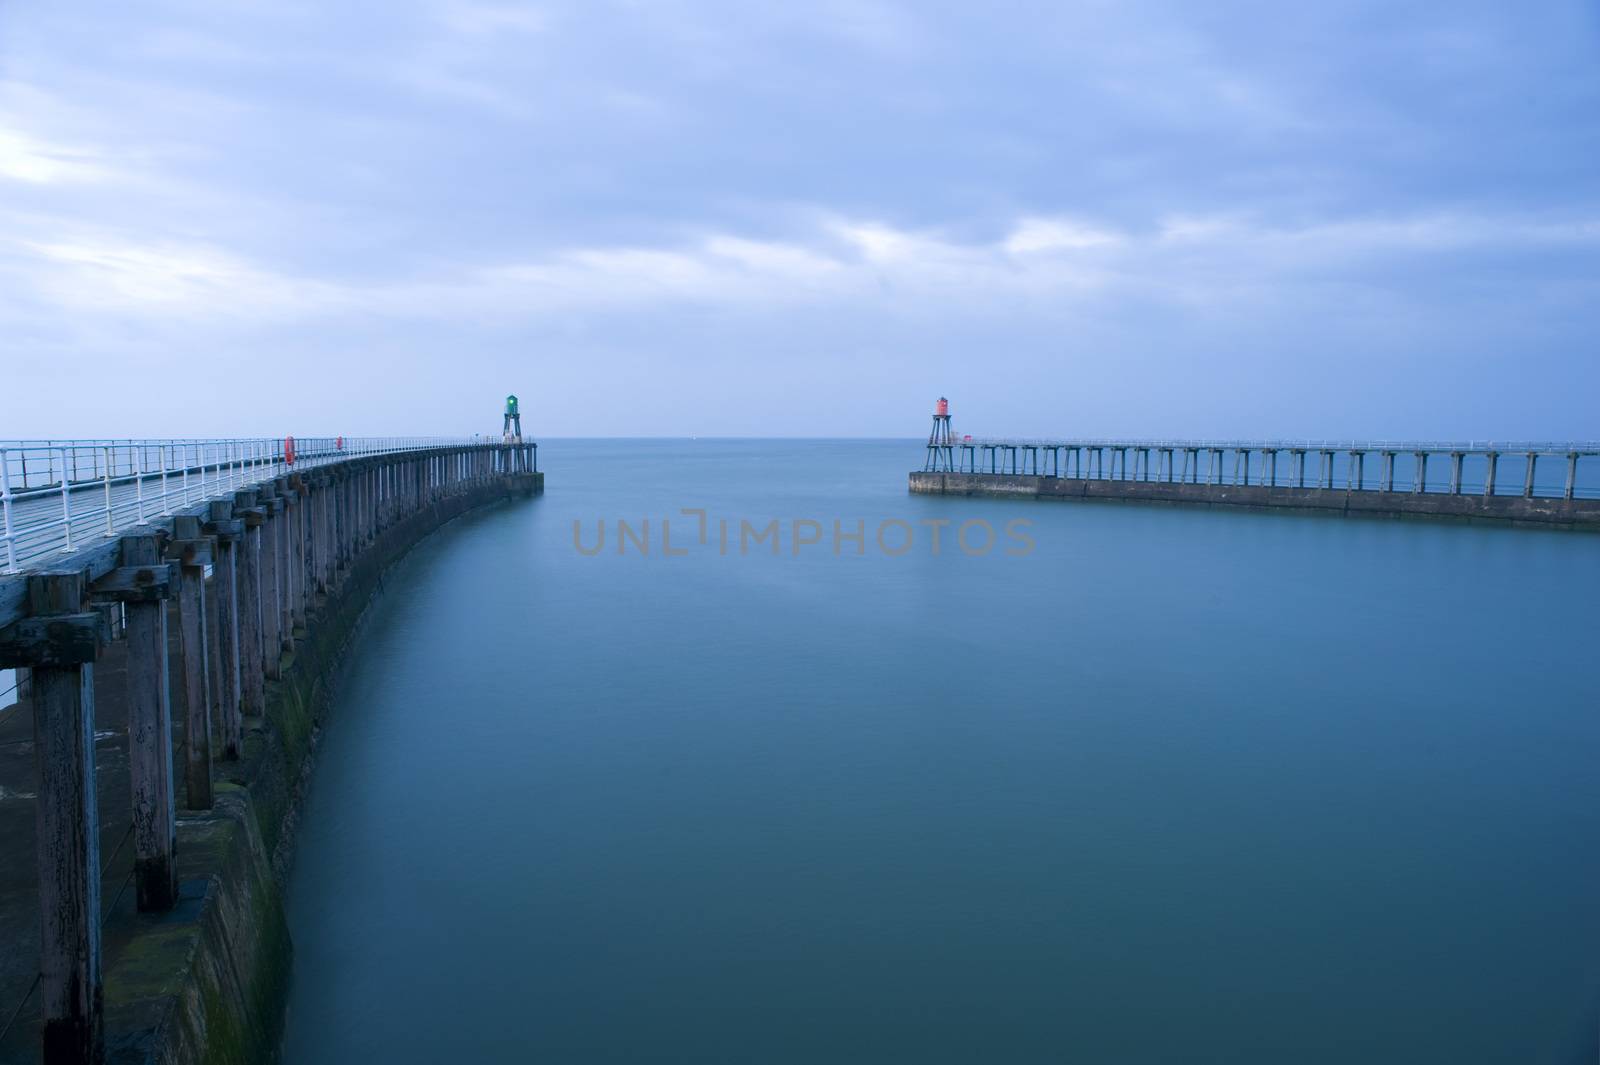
[23,571,103,1065]
[117,534,179,913]
[234,497,265,717]
[205,504,243,759]
[88,565,174,603]
[170,519,214,811]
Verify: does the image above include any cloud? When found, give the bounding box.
[11,207,1590,334]
[8,233,339,317]
[0,128,110,185]
[1005,218,1126,255]
[433,2,549,35]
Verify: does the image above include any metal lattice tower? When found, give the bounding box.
[925,397,955,472]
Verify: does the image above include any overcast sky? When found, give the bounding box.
[1,1,1597,439]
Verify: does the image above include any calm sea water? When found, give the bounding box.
[281,439,1600,1065]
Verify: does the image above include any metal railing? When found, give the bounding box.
[960,437,1600,455]
[931,437,1600,500]
[0,437,477,574]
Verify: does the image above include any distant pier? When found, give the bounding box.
[911,436,1600,531]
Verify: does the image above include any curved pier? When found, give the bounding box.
[0,441,541,1065]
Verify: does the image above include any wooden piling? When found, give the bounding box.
[101,533,179,913]
[259,492,282,678]
[276,482,296,652]
[169,516,213,810]
[235,494,266,715]
[205,502,244,758]
[0,570,105,1065]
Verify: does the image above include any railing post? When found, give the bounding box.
[98,532,179,912]
[0,570,104,1065]
[158,444,170,516]
[1,446,16,574]
[134,445,147,525]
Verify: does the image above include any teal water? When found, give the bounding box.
[281,439,1600,1064]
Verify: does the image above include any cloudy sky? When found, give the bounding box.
[1,1,1597,438]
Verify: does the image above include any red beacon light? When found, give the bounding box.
[936,397,949,417]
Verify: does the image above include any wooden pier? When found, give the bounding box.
[0,441,540,1065]
[913,438,1600,530]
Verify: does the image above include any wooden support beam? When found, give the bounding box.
[169,520,213,810]
[0,613,103,667]
[89,565,173,602]
[258,496,282,679]
[2,571,104,1065]
[235,498,266,716]
[117,533,178,913]
[204,504,243,758]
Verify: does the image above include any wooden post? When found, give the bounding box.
[310,476,326,591]
[318,474,332,590]
[259,493,282,678]
[0,571,104,1065]
[288,478,304,625]
[333,474,346,571]
[204,503,244,757]
[169,518,213,810]
[99,534,179,912]
[276,482,296,651]
[235,494,266,716]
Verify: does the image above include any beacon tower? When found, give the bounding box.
[503,394,523,443]
[925,397,954,472]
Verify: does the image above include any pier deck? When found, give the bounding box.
[914,438,1600,529]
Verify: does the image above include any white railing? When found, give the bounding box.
[0,437,480,574]
[959,437,1600,455]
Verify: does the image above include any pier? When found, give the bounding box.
[912,421,1600,530]
[0,436,540,1065]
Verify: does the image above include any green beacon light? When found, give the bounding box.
[503,394,523,442]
